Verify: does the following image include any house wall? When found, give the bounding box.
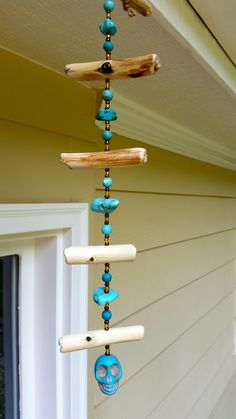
[1,49,236,419]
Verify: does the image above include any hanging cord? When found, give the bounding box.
[102,2,115,356]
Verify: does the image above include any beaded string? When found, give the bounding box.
[93,0,122,396]
[100,0,117,356]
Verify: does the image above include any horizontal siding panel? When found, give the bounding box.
[0,119,97,205]
[94,261,235,404]
[185,359,236,419]
[94,322,234,418]
[94,192,236,251]
[0,49,99,142]
[147,326,234,419]
[95,142,236,198]
[95,230,236,323]
[208,370,236,419]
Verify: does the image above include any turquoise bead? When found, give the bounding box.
[102,272,112,282]
[102,310,112,321]
[93,287,119,305]
[91,198,119,214]
[102,177,113,188]
[96,109,117,121]
[103,40,114,52]
[102,130,113,140]
[100,19,117,36]
[103,0,115,11]
[102,89,113,101]
[101,224,112,235]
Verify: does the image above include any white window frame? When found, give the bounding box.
[0,203,89,419]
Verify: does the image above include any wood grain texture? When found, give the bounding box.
[59,325,144,352]
[64,244,136,265]
[61,148,147,169]
[65,54,160,81]
[121,0,152,16]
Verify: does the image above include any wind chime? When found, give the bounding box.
[59,0,160,396]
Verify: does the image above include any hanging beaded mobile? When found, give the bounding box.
[59,0,160,397]
[93,0,122,395]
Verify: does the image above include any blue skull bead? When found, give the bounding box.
[95,354,123,396]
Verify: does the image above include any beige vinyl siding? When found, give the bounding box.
[93,148,236,418]
[1,48,236,419]
[208,372,236,419]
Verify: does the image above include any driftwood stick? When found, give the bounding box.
[121,0,152,16]
[64,244,137,265]
[59,325,145,353]
[65,54,160,81]
[61,148,147,169]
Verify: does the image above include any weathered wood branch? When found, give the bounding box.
[65,54,160,81]
[121,0,152,16]
[61,148,147,169]
[59,325,145,353]
[64,244,137,265]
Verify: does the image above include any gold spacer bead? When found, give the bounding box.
[105,264,110,272]
[104,323,109,331]
[105,346,110,355]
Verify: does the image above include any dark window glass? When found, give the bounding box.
[0,256,19,419]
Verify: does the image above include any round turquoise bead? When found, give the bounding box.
[102,89,113,101]
[102,177,113,188]
[103,40,114,52]
[102,310,112,321]
[102,272,112,282]
[103,0,115,11]
[101,224,112,235]
[100,19,117,36]
[102,130,112,141]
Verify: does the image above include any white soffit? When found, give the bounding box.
[149,0,236,95]
[0,0,236,170]
[189,0,236,66]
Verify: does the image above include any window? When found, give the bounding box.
[0,204,88,419]
[0,256,19,419]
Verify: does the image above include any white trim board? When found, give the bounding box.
[97,93,236,172]
[149,0,236,96]
[0,203,89,419]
